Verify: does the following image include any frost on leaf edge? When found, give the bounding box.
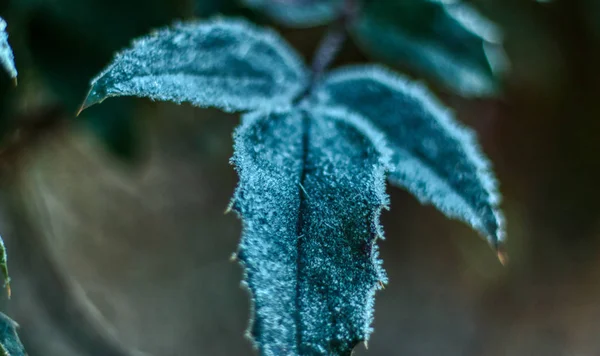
[228,108,299,351]
[315,64,505,245]
[83,17,309,113]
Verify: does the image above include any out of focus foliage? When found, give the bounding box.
[245,0,506,96]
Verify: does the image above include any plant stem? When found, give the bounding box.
[310,22,346,82]
[309,0,359,83]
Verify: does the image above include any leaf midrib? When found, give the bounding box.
[293,113,311,353]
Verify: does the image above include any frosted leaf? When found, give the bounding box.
[242,0,343,28]
[0,18,17,80]
[82,18,307,113]
[0,313,26,356]
[314,65,504,247]
[349,0,505,97]
[231,107,389,355]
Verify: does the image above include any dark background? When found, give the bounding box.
[0,0,599,355]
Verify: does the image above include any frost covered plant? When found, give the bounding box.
[81,16,504,356]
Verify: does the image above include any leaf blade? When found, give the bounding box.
[242,0,343,28]
[0,17,17,81]
[82,18,307,113]
[350,0,505,96]
[314,65,504,247]
[231,107,389,354]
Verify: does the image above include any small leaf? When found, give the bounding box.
[0,237,9,298]
[242,0,343,28]
[0,18,17,81]
[81,18,307,113]
[0,313,26,356]
[231,107,389,354]
[314,65,504,247]
[350,0,505,96]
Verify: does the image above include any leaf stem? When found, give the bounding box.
[309,0,359,84]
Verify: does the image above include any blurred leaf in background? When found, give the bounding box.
[241,0,507,97]
[0,312,25,356]
[350,0,506,97]
[242,0,343,28]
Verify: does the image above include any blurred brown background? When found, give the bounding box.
[0,0,599,355]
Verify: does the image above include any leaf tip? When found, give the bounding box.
[496,243,508,266]
[77,88,104,116]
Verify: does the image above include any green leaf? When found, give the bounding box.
[231,107,389,355]
[314,65,504,248]
[0,18,17,81]
[81,18,307,113]
[0,237,9,298]
[350,0,505,96]
[0,313,26,356]
[242,0,343,28]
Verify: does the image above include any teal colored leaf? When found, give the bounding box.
[242,0,343,28]
[0,18,17,80]
[350,0,505,96]
[0,313,26,356]
[82,18,307,113]
[230,107,389,355]
[314,65,504,247]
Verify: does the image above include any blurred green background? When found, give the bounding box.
[0,0,599,355]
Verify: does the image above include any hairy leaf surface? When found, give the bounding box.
[314,65,504,247]
[83,18,307,112]
[231,107,389,355]
[242,0,342,28]
[0,18,17,80]
[350,0,504,96]
[0,313,25,356]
